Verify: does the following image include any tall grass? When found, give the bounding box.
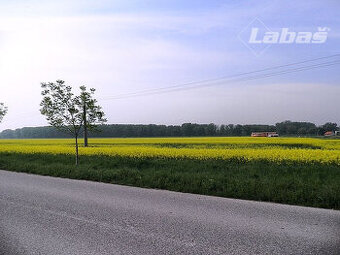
[0,152,339,209]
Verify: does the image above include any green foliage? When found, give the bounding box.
[79,85,107,131]
[40,80,107,136]
[0,102,8,123]
[322,122,338,132]
[275,120,318,136]
[0,152,339,209]
[40,80,84,136]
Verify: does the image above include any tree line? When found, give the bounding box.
[1,121,338,139]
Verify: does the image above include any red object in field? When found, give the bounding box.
[324,131,334,136]
[251,132,279,137]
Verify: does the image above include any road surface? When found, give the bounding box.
[0,170,339,255]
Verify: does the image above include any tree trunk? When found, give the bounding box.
[75,134,79,165]
[83,104,88,147]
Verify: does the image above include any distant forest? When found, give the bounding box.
[0,121,338,139]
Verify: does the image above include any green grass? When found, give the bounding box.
[0,152,339,209]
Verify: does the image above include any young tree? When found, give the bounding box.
[0,103,8,123]
[79,86,107,147]
[40,80,84,165]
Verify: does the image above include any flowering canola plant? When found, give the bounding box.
[0,137,339,165]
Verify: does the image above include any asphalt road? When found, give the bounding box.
[0,170,339,255]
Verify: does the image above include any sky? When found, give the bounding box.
[0,0,339,131]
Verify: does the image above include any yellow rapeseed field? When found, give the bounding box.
[0,137,339,165]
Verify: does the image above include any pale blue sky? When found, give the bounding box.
[0,0,339,130]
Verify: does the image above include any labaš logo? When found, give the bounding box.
[238,18,330,56]
[249,27,329,44]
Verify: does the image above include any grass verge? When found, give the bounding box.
[0,152,339,209]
